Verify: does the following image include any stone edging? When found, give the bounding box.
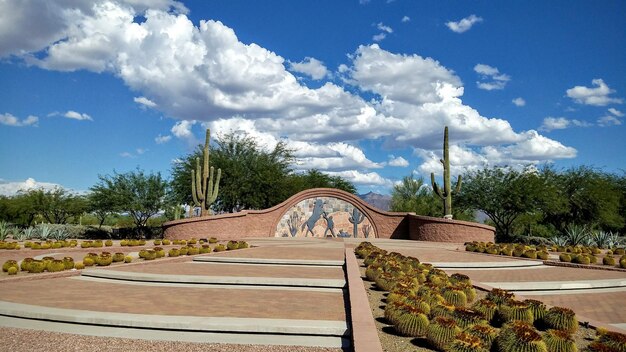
[472,282,626,334]
[344,247,383,352]
[542,260,626,272]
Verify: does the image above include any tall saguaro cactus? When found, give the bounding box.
[191,129,222,217]
[430,126,462,219]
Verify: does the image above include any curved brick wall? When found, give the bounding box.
[162,188,494,243]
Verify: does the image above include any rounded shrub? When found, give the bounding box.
[620,257,626,269]
[426,316,462,351]
[95,254,113,266]
[153,239,161,245]
[47,259,66,272]
[214,244,226,252]
[542,329,577,352]
[83,257,95,267]
[537,251,550,260]
[168,248,180,257]
[544,307,578,334]
[226,240,239,250]
[471,299,498,323]
[120,239,129,246]
[496,320,547,352]
[3,260,19,272]
[559,253,572,262]
[124,256,132,263]
[105,239,113,247]
[74,261,85,269]
[20,258,34,272]
[498,300,534,324]
[603,255,616,266]
[199,245,212,254]
[26,260,45,273]
[112,253,125,262]
[138,249,148,259]
[394,307,430,337]
[143,250,157,260]
[187,246,199,255]
[523,249,538,259]
[443,288,468,308]
[465,324,498,350]
[7,266,18,275]
[93,240,103,248]
[448,332,489,352]
[208,237,218,244]
[62,256,75,270]
[179,247,188,255]
[81,241,92,248]
[162,239,171,245]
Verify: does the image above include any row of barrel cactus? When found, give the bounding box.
[355,241,625,352]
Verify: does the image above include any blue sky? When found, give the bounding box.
[1,0,625,196]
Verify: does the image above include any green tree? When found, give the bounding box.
[170,133,356,213]
[28,188,88,224]
[390,175,438,215]
[457,166,554,242]
[87,189,118,228]
[90,169,167,234]
[541,166,624,233]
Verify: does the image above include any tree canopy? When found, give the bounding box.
[90,169,167,232]
[170,132,356,214]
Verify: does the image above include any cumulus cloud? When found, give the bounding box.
[539,117,591,131]
[155,134,172,144]
[134,96,157,108]
[388,156,409,167]
[0,178,65,196]
[288,57,329,80]
[512,97,526,107]
[446,15,483,33]
[597,115,622,127]
[64,110,93,121]
[325,170,392,187]
[608,108,624,117]
[2,2,579,188]
[566,79,623,106]
[0,113,38,127]
[474,64,510,91]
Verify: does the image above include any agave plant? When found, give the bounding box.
[0,221,9,241]
[593,230,623,249]
[551,236,569,247]
[51,228,70,241]
[13,228,28,241]
[563,224,591,246]
[36,225,53,240]
[22,227,37,240]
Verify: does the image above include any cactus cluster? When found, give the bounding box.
[466,242,550,262]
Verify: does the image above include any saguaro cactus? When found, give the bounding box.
[348,208,365,238]
[430,126,461,219]
[191,129,222,217]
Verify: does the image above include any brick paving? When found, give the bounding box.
[103,261,345,279]
[0,276,346,321]
[528,291,626,324]
[210,246,345,261]
[443,266,626,282]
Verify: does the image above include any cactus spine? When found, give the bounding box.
[348,208,365,238]
[431,126,462,219]
[191,129,222,217]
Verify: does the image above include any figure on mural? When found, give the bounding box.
[362,224,371,238]
[287,211,302,237]
[301,199,325,237]
[337,230,351,238]
[348,208,365,238]
[322,211,336,237]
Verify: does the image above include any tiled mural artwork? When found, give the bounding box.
[275,197,375,238]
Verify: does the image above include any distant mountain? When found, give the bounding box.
[358,191,391,211]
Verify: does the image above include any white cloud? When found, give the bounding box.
[608,108,624,117]
[134,96,157,108]
[401,16,410,23]
[155,134,172,144]
[120,151,133,158]
[3,3,579,189]
[446,15,483,33]
[372,33,387,42]
[288,57,329,80]
[566,79,623,106]
[539,117,592,131]
[136,148,147,154]
[474,64,510,91]
[325,170,392,187]
[597,115,622,127]
[388,156,409,167]
[0,178,65,196]
[377,23,393,34]
[512,97,526,107]
[0,113,38,127]
[64,110,93,121]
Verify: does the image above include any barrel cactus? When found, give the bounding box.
[47,259,66,272]
[497,321,547,352]
[426,316,462,351]
[3,260,18,272]
[394,307,430,337]
[448,332,489,352]
[542,329,577,352]
[62,256,75,270]
[544,307,578,334]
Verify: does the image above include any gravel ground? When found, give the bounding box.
[0,327,346,352]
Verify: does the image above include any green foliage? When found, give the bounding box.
[90,168,167,234]
[169,132,355,214]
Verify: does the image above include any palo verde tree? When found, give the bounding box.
[90,169,167,234]
[457,166,553,242]
[29,187,88,224]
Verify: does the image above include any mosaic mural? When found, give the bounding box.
[275,197,375,238]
